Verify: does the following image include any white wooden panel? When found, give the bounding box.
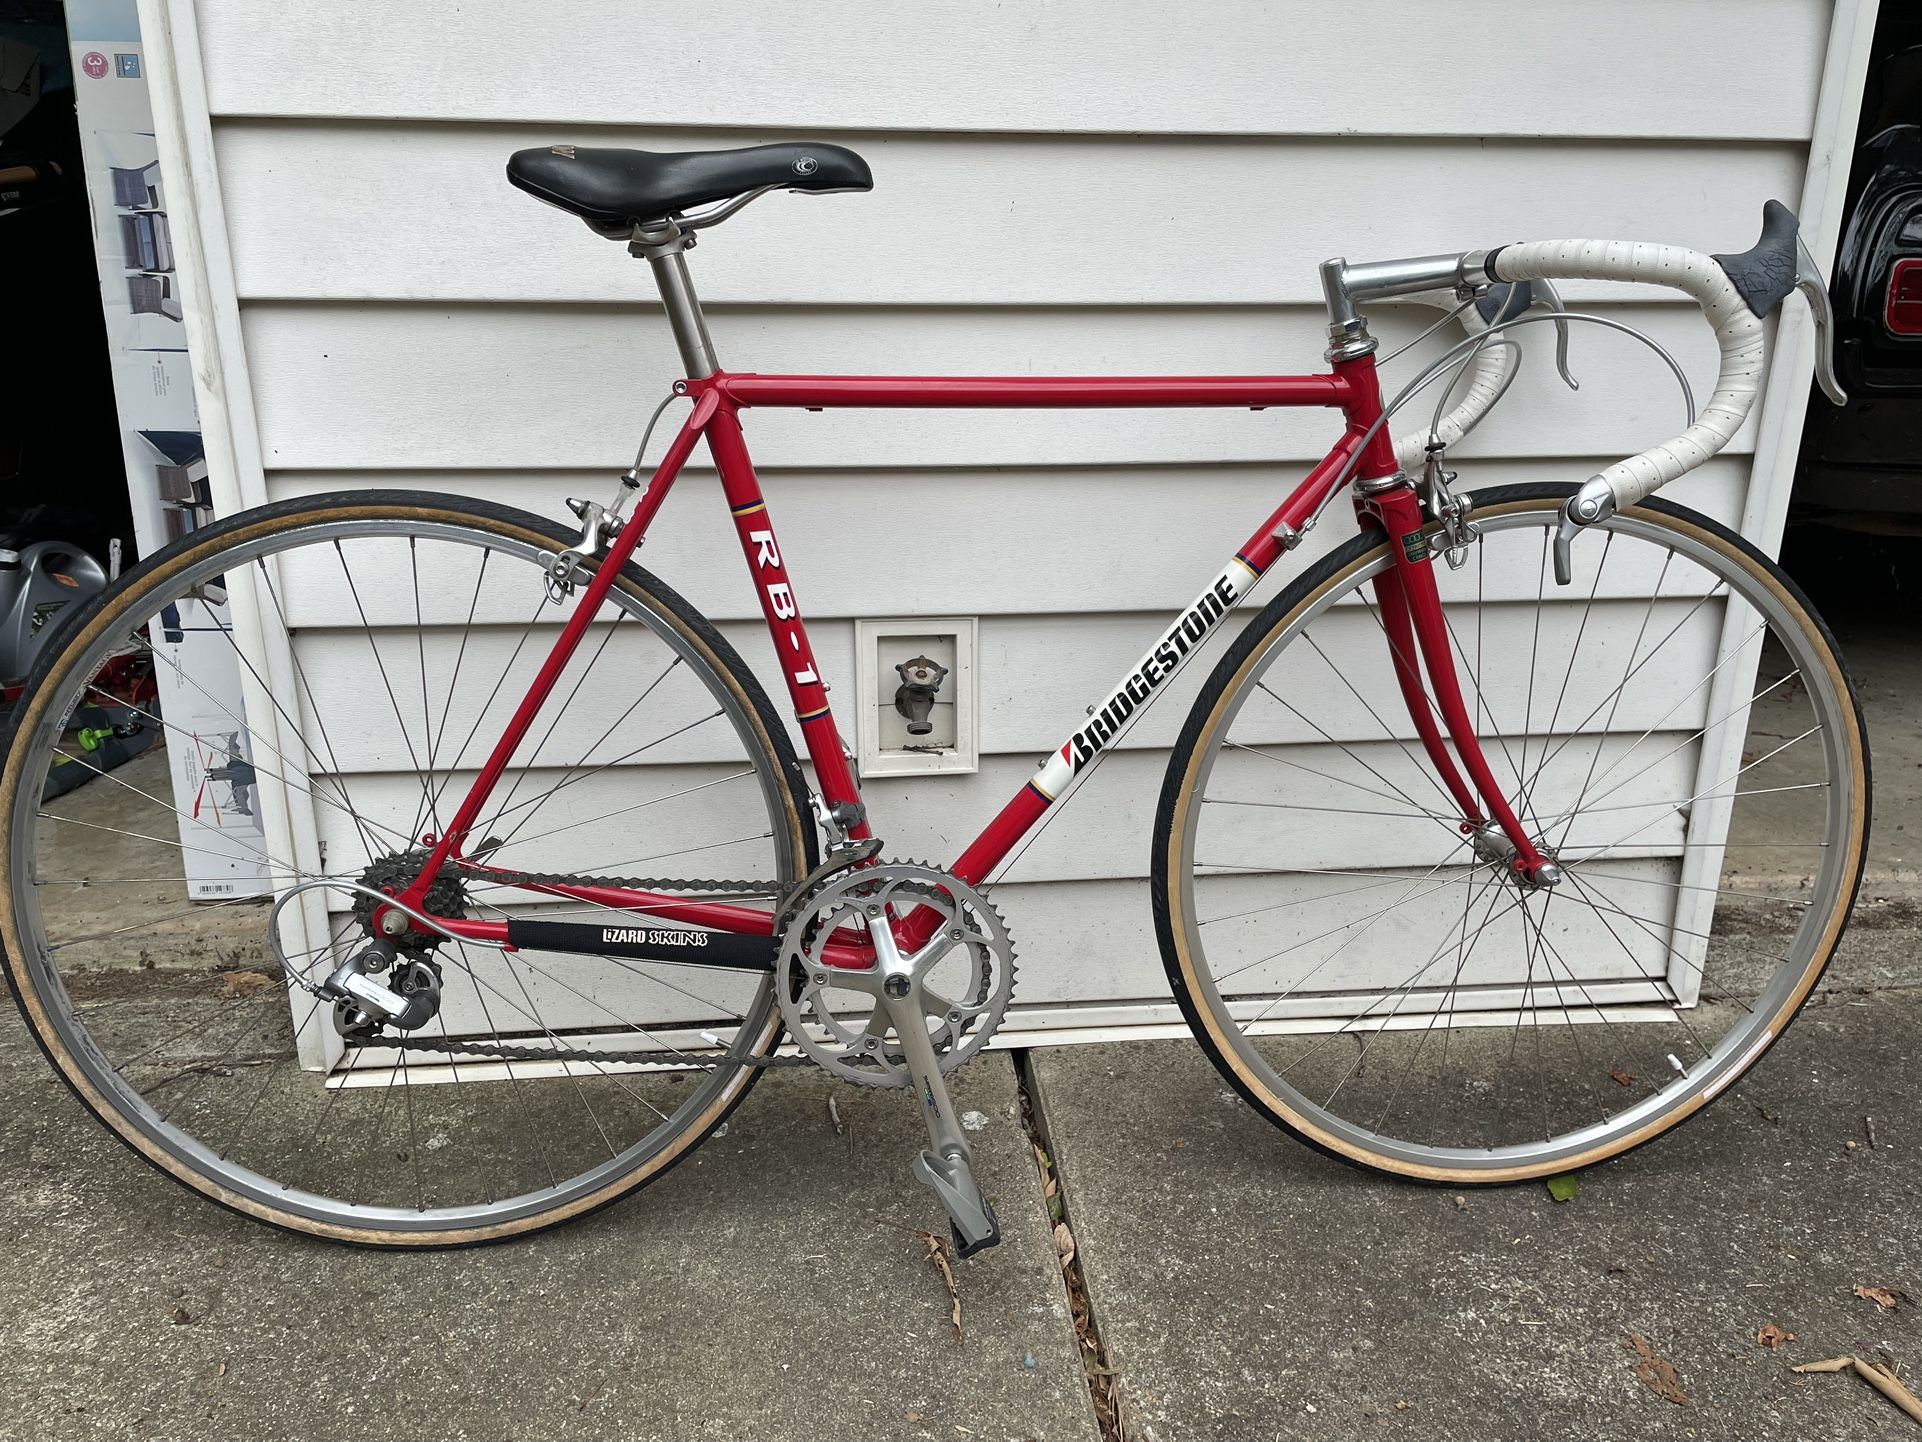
[264,459,1750,621]
[283,589,1724,774]
[310,712,1706,891]
[158,0,1850,1032]
[215,123,1805,307]
[734,593,1731,760]
[1191,739,1696,877]
[410,851,1682,1035]
[309,765,790,880]
[242,301,1746,471]
[195,0,1826,140]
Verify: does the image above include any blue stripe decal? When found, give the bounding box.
[1026,779,1055,804]
[1234,551,1264,581]
[796,706,831,723]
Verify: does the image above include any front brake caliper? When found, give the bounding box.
[1418,452,1478,569]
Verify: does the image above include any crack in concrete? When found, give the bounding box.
[1013,1047,1130,1442]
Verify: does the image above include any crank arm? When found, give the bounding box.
[881,985,1002,1257]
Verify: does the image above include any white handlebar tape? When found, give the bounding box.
[1489,241,1765,510]
[1389,290,1514,474]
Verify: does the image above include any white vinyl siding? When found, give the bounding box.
[164,0,1834,1033]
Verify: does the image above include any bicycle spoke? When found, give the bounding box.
[1304,623,1461,816]
[1176,497,1859,1170]
[7,505,799,1236]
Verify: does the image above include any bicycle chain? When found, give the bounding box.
[338,845,886,1073]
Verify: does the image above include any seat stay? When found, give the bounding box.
[389,393,719,920]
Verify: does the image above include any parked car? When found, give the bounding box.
[1798,18,1922,522]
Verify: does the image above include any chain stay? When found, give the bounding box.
[321,842,887,1073]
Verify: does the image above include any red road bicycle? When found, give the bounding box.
[0,142,1870,1250]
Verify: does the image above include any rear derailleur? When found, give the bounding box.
[324,939,445,1043]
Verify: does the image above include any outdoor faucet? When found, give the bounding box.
[893,655,950,737]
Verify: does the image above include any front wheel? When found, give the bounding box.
[1154,484,1869,1183]
[0,491,816,1244]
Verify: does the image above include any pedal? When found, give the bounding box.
[912,1148,1001,1257]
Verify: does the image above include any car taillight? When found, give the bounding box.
[1886,258,1922,335]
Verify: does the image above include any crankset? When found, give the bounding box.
[777,861,1015,1255]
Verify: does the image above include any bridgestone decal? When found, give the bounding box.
[1032,565,1250,799]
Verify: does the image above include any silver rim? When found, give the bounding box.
[1175,497,1860,1174]
[6,505,802,1233]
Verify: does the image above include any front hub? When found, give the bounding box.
[1467,821,1562,889]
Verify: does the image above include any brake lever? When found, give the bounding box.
[1794,234,1849,406]
[1531,278,1580,392]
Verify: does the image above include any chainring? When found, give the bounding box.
[777,861,1015,1088]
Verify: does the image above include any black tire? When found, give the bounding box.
[1,490,818,1245]
[1153,483,1870,1183]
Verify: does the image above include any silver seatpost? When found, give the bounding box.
[629,218,719,378]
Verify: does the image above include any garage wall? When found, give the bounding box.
[147,0,1841,1033]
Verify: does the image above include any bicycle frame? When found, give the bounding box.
[393,348,1548,965]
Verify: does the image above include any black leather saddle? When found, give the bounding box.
[507,142,872,237]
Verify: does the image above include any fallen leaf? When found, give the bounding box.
[1609,1068,1636,1088]
[1855,1285,1903,1312]
[219,970,274,997]
[1756,1323,1794,1350]
[1853,1358,1922,1424]
[1394,1400,1410,1412]
[1452,1194,1467,1211]
[214,1362,227,1378]
[905,1411,921,1423]
[163,1303,194,1326]
[1053,1220,1076,1270]
[1626,1333,1688,1406]
[915,1229,963,1345]
[1793,1357,1858,1374]
[1794,1356,1922,1425]
[1546,1174,1579,1203]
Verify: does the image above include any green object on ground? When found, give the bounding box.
[1545,1173,1579,1203]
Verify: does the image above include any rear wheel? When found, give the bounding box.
[1154,484,1869,1182]
[0,491,815,1244]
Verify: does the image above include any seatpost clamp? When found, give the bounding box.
[627,216,693,261]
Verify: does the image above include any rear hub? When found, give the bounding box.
[352,848,468,955]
